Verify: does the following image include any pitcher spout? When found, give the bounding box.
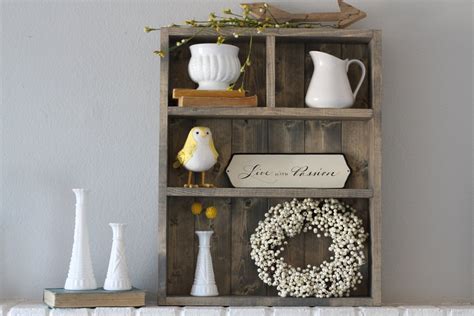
[309,51,344,65]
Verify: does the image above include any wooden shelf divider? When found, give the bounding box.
[168,107,373,120]
[266,35,276,107]
[167,187,373,199]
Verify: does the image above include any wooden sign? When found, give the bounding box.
[242,0,367,28]
[226,154,350,188]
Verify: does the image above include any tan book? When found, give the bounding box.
[178,95,258,107]
[43,288,146,308]
[172,88,245,99]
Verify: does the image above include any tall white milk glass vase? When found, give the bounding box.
[104,223,132,291]
[64,189,97,290]
[191,230,218,296]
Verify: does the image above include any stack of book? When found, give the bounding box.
[43,288,146,308]
[173,89,258,107]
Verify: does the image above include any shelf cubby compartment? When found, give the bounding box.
[166,196,371,306]
[167,35,267,107]
[158,27,382,306]
[168,117,371,191]
[273,37,370,109]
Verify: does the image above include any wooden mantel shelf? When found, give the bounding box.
[167,187,373,198]
[168,107,373,120]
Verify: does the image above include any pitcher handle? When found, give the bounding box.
[346,59,366,99]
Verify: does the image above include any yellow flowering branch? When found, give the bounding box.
[145,3,335,90]
[228,35,252,93]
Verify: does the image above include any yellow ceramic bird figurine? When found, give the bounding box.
[173,126,219,188]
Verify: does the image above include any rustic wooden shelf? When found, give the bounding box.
[167,27,375,43]
[159,27,382,306]
[168,107,373,120]
[160,295,374,306]
[167,187,373,198]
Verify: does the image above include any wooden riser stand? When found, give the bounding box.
[158,27,382,306]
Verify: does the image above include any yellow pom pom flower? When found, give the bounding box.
[191,202,203,215]
[205,206,218,220]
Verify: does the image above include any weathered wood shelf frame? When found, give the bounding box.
[158,27,382,306]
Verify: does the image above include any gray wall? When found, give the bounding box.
[1,0,472,305]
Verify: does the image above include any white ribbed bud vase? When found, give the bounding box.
[188,43,241,91]
[64,189,98,290]
[191,230,218,296]
[104,223,132,291]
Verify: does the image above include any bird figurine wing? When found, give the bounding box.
[209,137,219,161]
[173,130,197,168]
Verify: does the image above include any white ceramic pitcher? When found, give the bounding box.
[305,51,366,108]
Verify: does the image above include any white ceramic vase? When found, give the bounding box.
[188,43,241,90]
[64,189,98,290]
[190,231,218,296]
[305,51,366,108]
[104,223,132,291]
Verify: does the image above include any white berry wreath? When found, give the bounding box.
[250,198,368,298]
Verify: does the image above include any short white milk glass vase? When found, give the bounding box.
[191,230,218,296]
[188,43,241,91]
[104,223,132,291]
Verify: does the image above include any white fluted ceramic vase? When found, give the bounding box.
[188,43,241,90]
[190,231,218,296]
[64,189,98,290]
[104,223,132,291]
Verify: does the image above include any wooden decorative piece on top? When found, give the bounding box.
[250,198,368,298]
[242,0,367,28]
[226,154,351,188]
